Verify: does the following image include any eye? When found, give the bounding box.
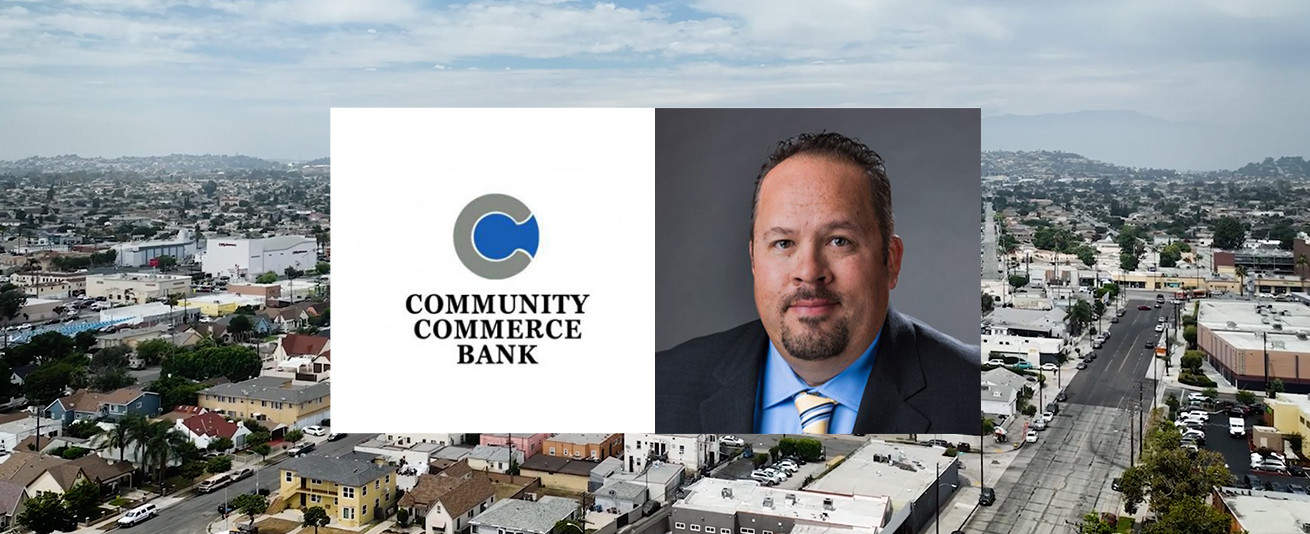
[772,239,794,250]
[830,237,851,247]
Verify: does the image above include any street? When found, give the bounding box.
[124,432,370,534]
[1064,301,1163,409]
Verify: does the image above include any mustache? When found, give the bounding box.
[780,287,842,312]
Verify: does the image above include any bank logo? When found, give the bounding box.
[453,194,539,279]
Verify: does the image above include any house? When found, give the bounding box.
[541,434,623,461]
[623,434,720,475]
[0,413,54,452]
[176,411,251,451]
[0,480,28,529]
[45,388,162,425]
[593,480,647,513]
[399,466,498,534]
[278,455,398,528]
[0,451,133,496]
[469,496,581,534]
[480,434,549,459]
[268,333,331,380]
[981,368,1031,418]
[197,376,330,429]
[465,445,523,474]
[261,301,326,332]
[9,364,37,386]
[519,455,599,493]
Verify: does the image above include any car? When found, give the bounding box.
[1041,363,1058,372]
[1087,352,1097,361]
[720,436,745,447]
[986,358,1006,367]
[1155,303,1162,308]
[118,504,158,527]
[1092,340,1103,349]
[1138,305,1152,311]
[1076,361,1088,370]
[1056,389,1068,402]
[1155,324,1165,332]
[1112,478,1122,491]
[927,439,951,448]
[328,432,347,442]
[1111,316,1120,323]
[1146,339,1156,348]
[286,442,316,457]
[1181,442,1199,452]
[218,501,237,514]
[1271,482,1290,493]
[1041,411,1054,422]
[1032,418,1047,430]
[979,487,996,506]
[303,425,327,436]
[1011,361,1033,370]
[230,467,254,481]
[1025,430,1038,443]
[1116,308,1126,317]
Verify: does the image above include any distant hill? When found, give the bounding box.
[0,153,289,174]
[984,150,1310,180]
[303,157,329,166]
[1235,157,1310,179]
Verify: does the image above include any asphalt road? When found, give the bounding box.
[128,432,372,534]
[1065,301,1165,409]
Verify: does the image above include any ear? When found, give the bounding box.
[748,239,756,274]
[885,235,904,290]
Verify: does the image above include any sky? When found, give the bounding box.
[0,0,1308,169]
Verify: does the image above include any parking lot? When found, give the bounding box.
[710,435,867,490]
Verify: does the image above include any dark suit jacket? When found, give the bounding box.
[655,308,981,434]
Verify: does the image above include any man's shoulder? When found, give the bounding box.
[890,310,980,379]
[657,320,766,362]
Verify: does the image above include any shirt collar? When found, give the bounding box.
[761,332,880,411]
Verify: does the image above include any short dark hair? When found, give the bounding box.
[750,131,894,260]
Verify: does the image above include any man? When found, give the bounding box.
[655,131,980,434]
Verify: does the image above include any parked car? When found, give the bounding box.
[1116,308,1126,317]
[1041,363,1058,372]
[230,467,254,481]
[118,504,157,527]
[328,433,347,442]
[720,435,746,447]
[979,487,996,506]
[1011,361,1034,370]
[1076,361,1088,370]
[1025,430,1039,443]
[197,473,232,494]
[303,425,327,437]
[286,442,316,457]
[1138,305,1152,310]
[1145,339,1156,348]
[986,359,1006,367]
[1112,478,1122,491]
[1110,316,1120,323]
[1155,324,1166,332]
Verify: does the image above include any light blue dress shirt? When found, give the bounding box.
[755,333,880,433]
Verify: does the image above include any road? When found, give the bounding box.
[1065,301,1164,409]
[964,300,1170,533]
[132,433,372,534]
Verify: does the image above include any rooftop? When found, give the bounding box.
[549,433,617,445]
[471,496,579,534]
[281,455,395,487]
[1197,300,1310,352]
[87,272,191,282]
[1218,487,1310,534]
[200,376,330,405]
[676,478,888,532]
[807,439,957,507]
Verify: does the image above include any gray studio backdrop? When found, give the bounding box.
[656,108,981,351]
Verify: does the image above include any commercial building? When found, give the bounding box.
[202,235,316,279]
[542,433,624,461]
[469,496,582,534]
[197,376,330,429]
[1264,394,1310,458]
[278,455,398,528]
[672,478,890,534]
[1212,486,1310,534]
[97,301,200,327]
[178,293,266,316]
[7,272,85,299]
[85,273,191,304]
[1196,300,1310,393]
[481,433,550,458]
[805,440,960,534]
[113,230,198,267]
[623,434,721,475]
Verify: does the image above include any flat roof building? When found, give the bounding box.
[1196,300,1310,392]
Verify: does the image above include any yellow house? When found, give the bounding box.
[1267,395,1310,457]
[179,293,265,317]
[279,456,398,528]
[197,376,330,429]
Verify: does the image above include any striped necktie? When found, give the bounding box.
[794,390,838,434]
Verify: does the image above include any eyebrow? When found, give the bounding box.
[760,220,863,238]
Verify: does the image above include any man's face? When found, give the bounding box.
[751,154,903,362]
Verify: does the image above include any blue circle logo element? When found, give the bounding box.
[454,194,538,279]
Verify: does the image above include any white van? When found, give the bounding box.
[197,473,231,494]
[1229,417,1247,437]
[117,503,157,527]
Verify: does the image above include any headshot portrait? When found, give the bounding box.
[655,108,982,435]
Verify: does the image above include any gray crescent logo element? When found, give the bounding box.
[453,194,537,279]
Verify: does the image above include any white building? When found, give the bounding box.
[85,273,192,304]
[623,434,720,475]
[98,302,201,326]
[113,230,198,267]
[201,235,316,279]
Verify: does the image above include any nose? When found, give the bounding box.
[792,241,832,286]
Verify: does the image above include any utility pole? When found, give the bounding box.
[1138,382,1145,453]
[1129,411,1135,467]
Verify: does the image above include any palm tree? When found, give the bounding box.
[139,421,188,495]
[107,413,146,463]
[1235,265,1248,296]
[165,292,180,326]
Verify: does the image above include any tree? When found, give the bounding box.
[155,255,178,271]
[139,420,189,495]
[1142,497,1231,534]
[1211,216,1246,250]
[982,292,995,314]
[202,180,218,196]
[108,414,146,463]
[73,330,98,353]
[206,455,233,474]
[1299,254,1309,292]
[1118,422,1232,517]
[231,492,269,524]
[23,362,84,408]
[145,374,205,412]
[303,505,331,534]
[1008,274,1029,289]
[209,436,234,452]
[252,443,271,460]
[1064,300,1095,336]
[63,480,102,524]
[135,339,176,366]
[16,492,73,534]
[255,271,277,284]
[315,261,330,275]
[228,314,254,342]
[1078,513,1116,534]
[1120,252,1139,271]
[1183,325,1198,349]
[1203,386,1219,400]
[1269,378,1285,399]
[285,429,304,444]
[1235,265,1248,296]
[163,345,261,382]
[1236,390,1257,405]
[0,283,27,348]
[284,266,304,280]
[65,419,102,439]
[91,345,132,368]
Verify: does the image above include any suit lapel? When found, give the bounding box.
[699,321,769,433]
[853,308,932,433]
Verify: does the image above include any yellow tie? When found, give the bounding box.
[794,391,838,435]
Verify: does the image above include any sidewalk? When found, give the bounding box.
[71,495,188,534]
